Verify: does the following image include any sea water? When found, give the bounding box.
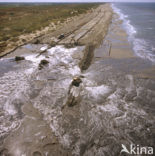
[112,3,155,63]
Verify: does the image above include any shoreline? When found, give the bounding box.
[94,5,155,80]
[106,5,135,59]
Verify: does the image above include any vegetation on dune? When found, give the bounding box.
[0,3,99,43]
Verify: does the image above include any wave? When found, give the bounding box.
[111,4,136,36]
[111,3,155,64]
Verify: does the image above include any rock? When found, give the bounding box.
[58,34,65,40]
[40,59,49,65]
[38,59,49,70]
[15,56,25,61]
[71,77,82,87]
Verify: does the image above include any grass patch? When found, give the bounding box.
[0,3,99,43]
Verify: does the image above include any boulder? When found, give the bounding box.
[38,59,49,70]
[15,56,25,61]
[58,34,65,40]
[40,59,49,65]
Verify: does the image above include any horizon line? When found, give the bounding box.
[0,0,155,3]
[0,1,155,3]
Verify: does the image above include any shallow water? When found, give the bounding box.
[112,3,155,63]
[0,45,85,149]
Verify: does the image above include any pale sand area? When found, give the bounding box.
[107,14,134,59]
[109,31,134,58]
[95,13,134,59]
[108,14,155,79]
[94,11,155,80]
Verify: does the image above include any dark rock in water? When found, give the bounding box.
[38,59,49,70]
[72,77,82,87]
[58,34,65,40]
[15,56,25,61]
[40,59,49,65]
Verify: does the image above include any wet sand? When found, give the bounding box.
[108,20,134,58]
[94,11,155,80]
[95,13,134,59]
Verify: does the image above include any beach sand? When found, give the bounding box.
[95,12,134,60]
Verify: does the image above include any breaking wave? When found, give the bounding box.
[111,3,155,63]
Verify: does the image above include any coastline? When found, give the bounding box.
[95,9,135,60]
[107,4,155,79]
[107,14,134,59]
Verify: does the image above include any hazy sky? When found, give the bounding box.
[0,0,155,2]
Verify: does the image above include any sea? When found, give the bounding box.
[112,3,155,64]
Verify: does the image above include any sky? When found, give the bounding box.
[0,0,155,2]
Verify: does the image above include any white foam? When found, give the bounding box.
[25,54,45,66]
[0,120,20,138]
[86,85,110,98]
[68,66,81,76]
[133,38,155,62]
[0,69,29,138]
[61,134,71,148]
[112,3,155,63]
[47,45,82,76]
[4,101,16,115]
[25,68,34,74]
[48,45,77,56]
[40,45,48,51]
[111,4,136,36]
[97,104,119,113]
